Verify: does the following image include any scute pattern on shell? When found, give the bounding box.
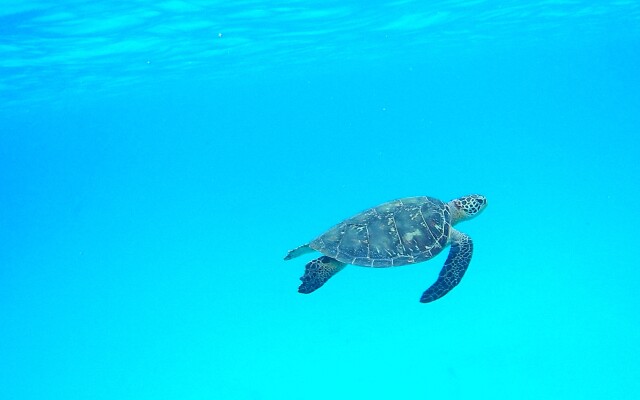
[310,196,451,267]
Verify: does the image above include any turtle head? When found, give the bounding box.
[449,194,487,224]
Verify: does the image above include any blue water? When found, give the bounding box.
[2,1,640,399]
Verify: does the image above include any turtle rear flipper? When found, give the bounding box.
[420,230,473,303]
[298,256,346,294]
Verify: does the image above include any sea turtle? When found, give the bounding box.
[284,194,487,303]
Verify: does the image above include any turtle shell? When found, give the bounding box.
[309,196,451,267]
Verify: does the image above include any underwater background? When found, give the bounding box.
[1,1,639,399]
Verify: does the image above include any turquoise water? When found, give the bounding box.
[2,1,640,399]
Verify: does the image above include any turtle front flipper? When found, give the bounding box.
[284,244,314,260]
[298,256,346,294]
[420,230,473,303]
